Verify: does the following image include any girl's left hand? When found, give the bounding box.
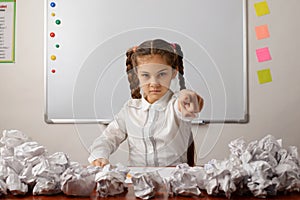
[178,89,204,118]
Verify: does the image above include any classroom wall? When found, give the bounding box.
[0,0,299,165]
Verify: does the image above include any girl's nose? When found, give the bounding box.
[149,77,160,85]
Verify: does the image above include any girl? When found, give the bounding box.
[89,39,204,167]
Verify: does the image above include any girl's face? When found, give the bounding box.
[136,54,177,104]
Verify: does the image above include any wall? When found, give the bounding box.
[0,0,299,165]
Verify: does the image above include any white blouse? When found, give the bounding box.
[88,90,196,166]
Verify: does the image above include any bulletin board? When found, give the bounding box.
[45,0,248,124]
[0,0,16,63]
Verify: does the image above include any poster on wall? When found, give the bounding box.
[0,0,15,63]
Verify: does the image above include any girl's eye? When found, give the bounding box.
[141,74,149,78]
[158,72,166,77]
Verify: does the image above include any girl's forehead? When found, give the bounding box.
[137,63,172,73]
[136,54,169,65]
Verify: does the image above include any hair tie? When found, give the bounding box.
[132,46,138,53]
[171,43,176,49]
[171,43,177,54]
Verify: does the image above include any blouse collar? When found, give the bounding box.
[141,90,173,111]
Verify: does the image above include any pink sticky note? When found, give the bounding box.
[256,47,272,62]
[255,24,270,40]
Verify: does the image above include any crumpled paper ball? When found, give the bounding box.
[0,179,7,196]
[0,130,70,196]
[165,163,201,197]
[60,162,101,196]
[6,169,28,195]
[95,164,128,197]
[202,134,300,198]
[131,170,163,199]
[31,152,70,195]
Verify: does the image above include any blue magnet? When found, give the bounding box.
[50,2,56,8]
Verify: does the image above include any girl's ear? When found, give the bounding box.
[172,68,178,79]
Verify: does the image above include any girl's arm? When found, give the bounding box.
[88,108,127,167]
[177,89,204,118]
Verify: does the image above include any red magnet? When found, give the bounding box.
[50,32,55,38]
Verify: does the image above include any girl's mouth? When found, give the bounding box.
[150,90,161,93]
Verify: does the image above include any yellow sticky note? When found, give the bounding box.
[255,24,270,40]
[257,68,272,84]
[254,1,270,16]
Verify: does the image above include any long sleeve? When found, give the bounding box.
[88,107,127,163]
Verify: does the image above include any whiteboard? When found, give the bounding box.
[45,0,248,124]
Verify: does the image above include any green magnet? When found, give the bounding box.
[55,19,61,25]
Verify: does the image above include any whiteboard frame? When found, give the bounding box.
[44,0,249,124]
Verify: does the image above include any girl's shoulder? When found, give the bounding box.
[124,98,143,109]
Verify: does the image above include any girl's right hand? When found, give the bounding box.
[178,89,204,118]
[91,158,109,167]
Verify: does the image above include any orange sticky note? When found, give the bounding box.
[255,24,270,40]
[257,68,272,84]
[254,1,270,16]
[256,47,272,62]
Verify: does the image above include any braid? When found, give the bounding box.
[173,43,195,166]
[173,43,186,90]
[126,48,141,99]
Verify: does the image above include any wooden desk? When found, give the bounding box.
[3,185,300,200]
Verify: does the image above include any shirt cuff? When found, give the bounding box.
[88,150,110,163]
